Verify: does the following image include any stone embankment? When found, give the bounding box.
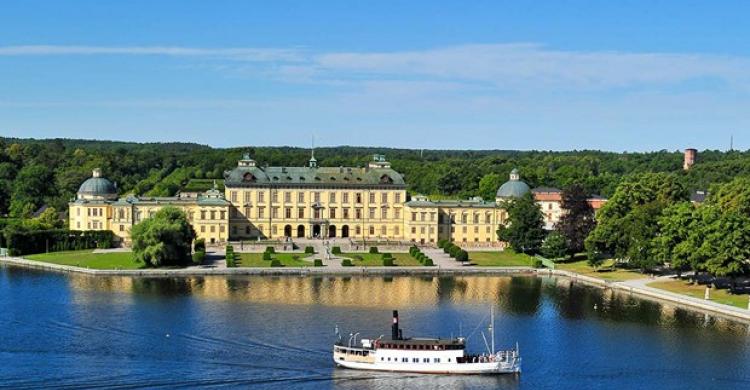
[2,256,749,322]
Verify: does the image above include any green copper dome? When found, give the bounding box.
[77,169,117,199]
[496,168,530,199]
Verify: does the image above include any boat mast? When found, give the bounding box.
[490,306,495,354]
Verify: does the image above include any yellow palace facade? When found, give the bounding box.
[69,154,521,246]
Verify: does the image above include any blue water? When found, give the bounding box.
[1,265,749,389]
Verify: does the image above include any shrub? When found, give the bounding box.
[270,259,282,267]
[331,246,341,255]
[383,258,394,266]
[438,239,448,249]
[381,253,393,260]
[341,259,353,267]
[369,246,379,254]
[449,246,460,258]
[225,253,235,268]
[194,238,206,253]
[409,246,418,256]
[305,246,315,254]
[225,245,234,254]
[533,258,544,268]
[262,251,272,261]
[192,250,206,265]
[4,229,116,256]
[456,250,469,262]
[314,259,323,267]
[265,246,275,254]
[423,258,434,266]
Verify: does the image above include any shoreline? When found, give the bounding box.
[2,256,749,323]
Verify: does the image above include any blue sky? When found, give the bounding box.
[1,1,749,151]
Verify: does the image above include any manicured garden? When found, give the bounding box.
[468,250,534,267]
[647,279,749,309]
[556,260,644,281]
[25,250,143,270]
[340,252,422,266]
[234,252,316,267]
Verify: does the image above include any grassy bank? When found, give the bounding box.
[556,260,644,281]
[25,250,142,270]
[341,252,422,266]
[236,252,315,267]
[468,250,533,267]
[647,279,749,309]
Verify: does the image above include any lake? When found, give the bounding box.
[1,265,749,389]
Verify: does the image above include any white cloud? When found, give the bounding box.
[0,45,303,62]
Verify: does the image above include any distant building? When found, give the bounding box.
[684,148,697,170]
[531,188,607,230]
[690,190,708,204]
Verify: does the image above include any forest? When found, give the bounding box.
[2,136,750,219]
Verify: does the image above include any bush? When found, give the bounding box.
[305,246,315,254]
[456,250,469,262]
[369,246,379,254]
[262,251,272,261]
[194,238,206,253]
[270,259,282,267]
[4,229,116,256]
[423,258,434,266]
[438,239,448,249]
[265,246,275,254]
[314,259,323,267]
[383,258,394,266]
[225,253,235,268]
[381,253,393,260]
[225,245,234,254]
[331,246,341,255]
[341,259,353,267]
[192,250,206,265]
[533,258,544,268]
[409,246,418,256]
[449,246,460,258]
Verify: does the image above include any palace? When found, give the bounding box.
[69,153,605,246]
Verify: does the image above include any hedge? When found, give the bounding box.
[192,250,206,265]
[369,246,379,254]
[423,258,434,266]
[381,253,393,260]
[341,259,353,267]
[305,246,315,254]
[194,238,206,253]
[331,246,341,255]
[314,259,323,267]
[5,229,115,256]
[270,259,282,267]
[383,258,394,266]
[263,251,272,261]
[265,246,275,254]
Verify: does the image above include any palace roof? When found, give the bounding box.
[224,165,406,188]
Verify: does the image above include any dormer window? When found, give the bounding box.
[242,172,256,182]
[380,174,393,184]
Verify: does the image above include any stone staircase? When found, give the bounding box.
[422,248,464,269]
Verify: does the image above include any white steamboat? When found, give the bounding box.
[333,309,520,375]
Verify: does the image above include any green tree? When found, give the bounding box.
[437,169,462,195]
[131,207,196,267]
[586,173,687,266]
[556,184,595,256]
[478,173,503,201]
[651,202,696,276]
[9,164,53,218]
[698,211,750,284]
[541,231,568,259]
[498,193,545,254]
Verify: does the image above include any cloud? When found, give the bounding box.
[0,45,303,62]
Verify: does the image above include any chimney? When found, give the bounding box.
[684,148,697,170]
[391,310,400,340]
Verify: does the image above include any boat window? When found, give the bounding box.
[402,357,408,363]
[412,358,419,363]
[435,358,441,363]
[448,358,451,362]
[387,357,391,361]
[423,358,430,363]
[381,357,384,361]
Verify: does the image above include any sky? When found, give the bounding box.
[1,1,749,151]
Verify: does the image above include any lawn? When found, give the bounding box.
[468,250,534,267]
[647,279,749,309]
[340,252,422,266]
[25,250,143,270]
[236,252,316,267]
[556,260,645,281]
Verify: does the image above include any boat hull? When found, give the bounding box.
[334,358,520,375]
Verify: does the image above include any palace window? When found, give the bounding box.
[420,212,426,222]
[271,225,277,235]
[369,193,375,203]
[272,207,279,218]
[462,226,467,233]
[285,208,292,219]
[329,192,336,203]
[210,211,216,220]
[394,226,399,235]
[210,226,215,233]
[411,227,416,234]
[314,192,320,202]
[201,210,206,220]
[271,191,278,203]
[244,191,251,203]
[258,192,265,203]
[76,222,81,229]
[381,192,388,203]
[462,214,467,224]
[394,209,400,219]
[330,208,336,219]
[343,208,350,219]
[258,207,265,219]
[420,227,425,234]
[381,226,387,236]
[369,208,376,219]
[231,191,238,202]
[474,214,479,223]
[381,207,387,219]
[395,193,401,203]
[220,225,225,233]
[118,209,125,219]
[244,206,251,217]
[369,226,375,235]
[355,209,362,219]
[474,226,479,233]
[355,226,361,235]
[298,208,305,218]
[220,211,226,220]
[343,193,349,203]
[355,193,362,203]
[285,192,291,203]
[411,212,416,221]
[298,192,305,203]
[201,226,206,233]
[486,226,491,233]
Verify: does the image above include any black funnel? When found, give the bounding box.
[391,310,400,340]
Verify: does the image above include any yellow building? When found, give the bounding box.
[70,156,562,248]
[223,153,408,240]
[69,169,230,244]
